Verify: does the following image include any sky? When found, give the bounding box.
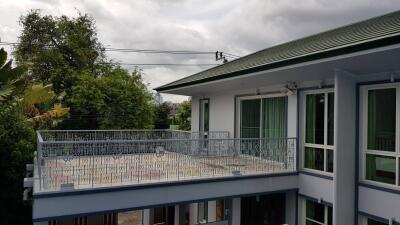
[1,0,400,102]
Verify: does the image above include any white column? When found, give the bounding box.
[174,205,180,225]
[231,198,241,225]
[207,201,217,222]
[143,209,153,225]
[333,69,356,225]
[189,203,198,225]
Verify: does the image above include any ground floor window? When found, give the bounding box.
[367,218,388,225]
[304,200,332,225]
[198,201,208,223]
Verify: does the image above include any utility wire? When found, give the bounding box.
[0,41,240,58]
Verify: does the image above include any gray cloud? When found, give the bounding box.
[1,0,400,102]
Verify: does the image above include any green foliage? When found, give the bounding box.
[15,10,105,94]
[0,106,35,225]
[0,48,27,101]
[177,100,191,131]
[154,102,172,129]
[15,10,155,130]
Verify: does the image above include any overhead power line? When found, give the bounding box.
[0,41,240,58]
[100,62,220,67]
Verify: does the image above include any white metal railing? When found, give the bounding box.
[35,130,296,192]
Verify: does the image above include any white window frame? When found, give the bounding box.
[300,88,335,175]
[302,199,332,225]
[359,83,400,189]
[235,93,287,138]
[359,216,388,225]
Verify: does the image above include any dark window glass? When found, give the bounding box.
[367,218,388,225]
[306,94,325,144]
[327,93,334,145]
[366,154,396,185]
[327,149,334,173]
[327,206,332,225]
[367,88,396,152]
[304,147,324,171]
[204,102,209,132]
[306,221,320,225]
[241,99,261,138]
[306,200,325,223]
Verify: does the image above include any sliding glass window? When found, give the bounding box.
[362,85,399,187]
[240,96,287,139]
[303,90,334,173]
[304,200,332,225]
[239,95,288,159]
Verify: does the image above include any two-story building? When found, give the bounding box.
[28,10,400,225]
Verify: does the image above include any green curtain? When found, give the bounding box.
[262,97,287,139]
[305,95,316,143]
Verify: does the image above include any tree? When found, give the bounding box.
[0,48,27,102]
[0,48,34,225]
[154,102,172,129]
[21,83,69,129]
[15,10,155,129]
[177,100,191,131]
[15,10,105,94]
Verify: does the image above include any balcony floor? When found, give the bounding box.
[38,152,290,193]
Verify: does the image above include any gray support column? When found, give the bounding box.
[285,191,296,225]
[208,201,217,222]
[231,198,241,225]
[174,205,180,225]
[189,203,198,225]
[333,69,356,225]
[143,208,153,225]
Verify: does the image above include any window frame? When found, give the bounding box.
[303,199,332,225]
[360,83,400,188]
[236,93,288,139]
[301,88,335,175]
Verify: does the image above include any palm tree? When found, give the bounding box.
[0,48,27,102]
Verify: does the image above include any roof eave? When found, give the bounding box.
[155,34,400,93]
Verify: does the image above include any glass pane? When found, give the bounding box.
[367,88,396,152]
[366,154,396,185]
[327,206,332,225]
[262,97,287,139]
[306,93,325,144]
[368,218,388,225]
[327,93,334,145]
[304,147,324,171]
[198,202,208,223]
[204,101,209,132]
[117,211,142,225]
[306,200,325,223]
[241,99,261,138]
[306,220,320,225]
[327,149,334,173]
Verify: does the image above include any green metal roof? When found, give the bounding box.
[156,10,400,92]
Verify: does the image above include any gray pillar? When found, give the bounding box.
[333,69,356,225]
[174,205,180,225]
[231,198,241,225]
[285,191,296,225]
[208,200,217,222]
[143,209,153,225]
[189,203,198,225]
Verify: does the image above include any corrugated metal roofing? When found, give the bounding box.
[156,10,400,91]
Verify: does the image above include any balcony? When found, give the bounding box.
[34,130,296,193]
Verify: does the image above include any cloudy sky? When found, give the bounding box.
[1,0,400,102]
